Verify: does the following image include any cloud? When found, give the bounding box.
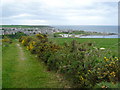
[1,0,118,25]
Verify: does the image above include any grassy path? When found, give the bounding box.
[3,40,70,88]
[0,40,2,89]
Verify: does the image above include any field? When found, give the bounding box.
[49,38,119,56]
[1,25,50,28]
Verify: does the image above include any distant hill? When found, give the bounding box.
[1,25,52,28]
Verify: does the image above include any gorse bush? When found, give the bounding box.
[47,41,119,88]
[19,34,119,88]
[2,36,12,44]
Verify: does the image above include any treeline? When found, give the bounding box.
[19,34,119,88]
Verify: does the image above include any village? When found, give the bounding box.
[0,26,83,38]
[1,26,61,35]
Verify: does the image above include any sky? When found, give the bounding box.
[1,0,119,25]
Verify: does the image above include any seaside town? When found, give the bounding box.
[1,26,60,35]
[1,26,117,38]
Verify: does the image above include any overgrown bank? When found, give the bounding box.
[19,34,120,88]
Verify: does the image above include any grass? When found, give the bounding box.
[49,38,119,56]
[0,40,2,89]
[54,38,118,49]
[1,25,51,28]
[2,40,70,88]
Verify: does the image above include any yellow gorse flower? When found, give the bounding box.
[110,71,116,77]
[29,43,34,50]
[110,62,115,64]
[32,41,36,45]
[104,57,107,59]
[104,57,109,61]
[88,70,92,73]
[22,40,25,44]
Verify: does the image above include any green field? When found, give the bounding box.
[50,38,119,48]
[1,25,50,28]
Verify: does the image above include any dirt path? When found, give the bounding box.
[16,43,26,60]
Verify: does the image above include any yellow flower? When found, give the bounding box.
[98,68,100,70]
[103,72,107,75]
[110,62,115,64]
[29,43,34,50]
[110,71,116,77]
[109,64,112,66]
[115,57,117,59]
[79,76,84,80]
[22,40,25,44]
[105,64,108,67]
[105,59,109,62]
[32,41,36,45]
[104,57,107,59]
[88,70,91,73]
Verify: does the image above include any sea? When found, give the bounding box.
[52,25,119,38]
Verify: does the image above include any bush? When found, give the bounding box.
[94,82,120,88]
[47,40,119,88]
[2,36,12,44]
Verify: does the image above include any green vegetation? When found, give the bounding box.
[0,39,2,89]
[2,25,51,28]
[2,32,27,39]
[49,38,118,51]
[49,38,118,58]
[2,40,70,88]
[94,82,120,88]
[19,34,119,88]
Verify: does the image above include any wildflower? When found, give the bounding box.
[29,44,34,50]
[32,41,36,45]
[110,71,116,77]
[102,86,107,88]
[109,64,112,66]
[105,58,109,62]
[115,57,117,59]
[104,57,107,59]
[110,62,115,64]
[22,40,25,44]
[105,64,108,67]
[88,70,91,73]
[100,48,105,50]
[103,72,107,75]
[80,76,84,80]
[98,68,100,70]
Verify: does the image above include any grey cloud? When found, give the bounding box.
[1,1,118,25]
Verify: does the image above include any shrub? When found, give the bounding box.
[47,41,119,88]
[2,36,12,43]
[94,82,120,88]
